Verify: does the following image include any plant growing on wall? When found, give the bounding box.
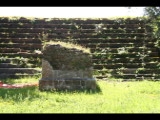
[143,7,160,48]
[117,47,129,54]
[38,31,49,46]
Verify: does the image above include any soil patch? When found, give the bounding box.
[0,81,38,89]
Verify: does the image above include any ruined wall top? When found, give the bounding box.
[42,41,92,70]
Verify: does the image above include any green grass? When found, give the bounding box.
[1,76,160,113]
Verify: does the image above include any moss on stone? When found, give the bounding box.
[43,41,90,54]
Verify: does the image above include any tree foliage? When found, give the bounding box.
[144,7,160,48]
[144,7,160,20]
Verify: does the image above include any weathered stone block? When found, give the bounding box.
[39,42,97,91]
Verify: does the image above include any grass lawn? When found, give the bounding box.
[0,76,160,113]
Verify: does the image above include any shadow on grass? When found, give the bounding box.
[0,81,102,103]
[0,86,41,102]
[40,83,102,94]
[0,84,102,103]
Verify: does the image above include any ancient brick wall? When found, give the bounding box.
[0,17,159,80]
